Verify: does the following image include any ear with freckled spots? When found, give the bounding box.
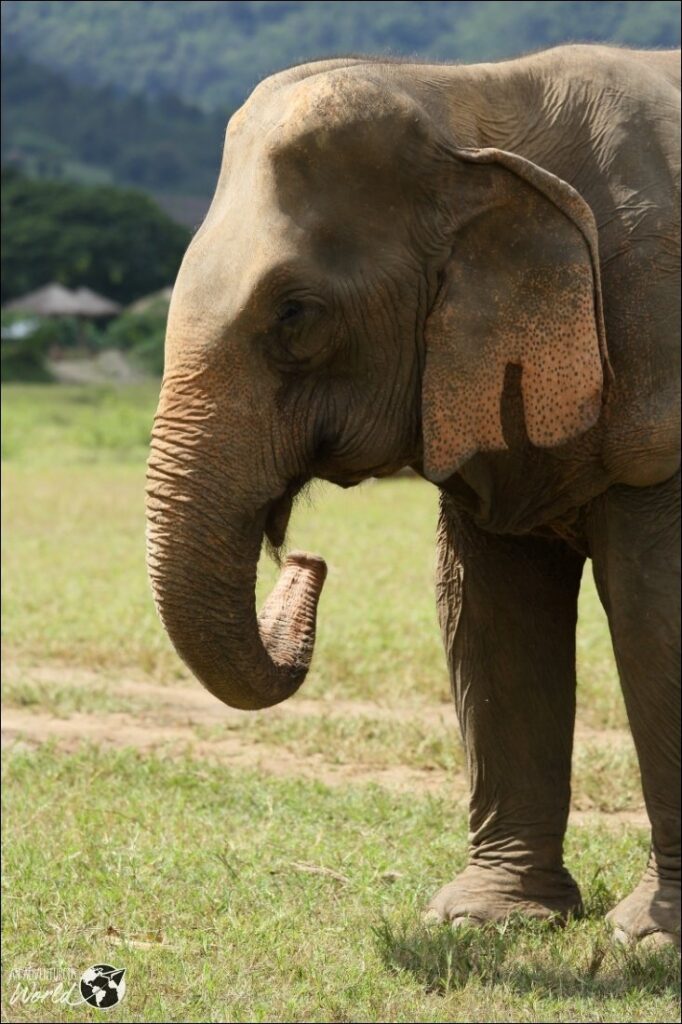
[421,147,610,483]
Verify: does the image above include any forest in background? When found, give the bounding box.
[2,1,679,376]
[2,53,225,199]
[1,168,188,306]
[3,1,680,112]
[2,1,680,203]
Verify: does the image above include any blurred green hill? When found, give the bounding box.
[2,0,679,381]
[1,1,679,204]
[1,53,224,211]
[2,1,680,113]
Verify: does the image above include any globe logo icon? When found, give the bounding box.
[79,964,126,1010]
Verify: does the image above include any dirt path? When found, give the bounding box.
[2,662,646,827]
[3,706,458,795]
[1,662,634,740]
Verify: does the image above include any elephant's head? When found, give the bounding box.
[146,65,607,710]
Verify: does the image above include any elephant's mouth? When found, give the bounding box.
[321,461,410,488]
[264,478,307,552]
[264,459,409,552]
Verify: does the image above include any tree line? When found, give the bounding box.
[1,168,189,306]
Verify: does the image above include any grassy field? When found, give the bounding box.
[2,384,679,1023]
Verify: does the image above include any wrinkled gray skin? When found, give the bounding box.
[146,45,680,945]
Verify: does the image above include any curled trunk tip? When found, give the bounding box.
[284,550,328,581]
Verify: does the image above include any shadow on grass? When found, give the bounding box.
[374,915,680,998]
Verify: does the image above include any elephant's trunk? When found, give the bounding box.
[145,384,327,711]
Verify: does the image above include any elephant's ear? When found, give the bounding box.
[421,147,609,483]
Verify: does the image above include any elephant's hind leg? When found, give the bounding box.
[587,470,681,948]
[428,497,584,926]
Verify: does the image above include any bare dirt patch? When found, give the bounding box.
[1,662,635,740]
[2,660,646,826]
[3,707,457,795]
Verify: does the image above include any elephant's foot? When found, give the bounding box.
[607,866,681,949]
[425,862,582,926]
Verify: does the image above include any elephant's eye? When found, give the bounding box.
[276,300,305,325]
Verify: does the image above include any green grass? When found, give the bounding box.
[3,746,678,1023]
[571,744,642,814]
[2,383,625,723]
[194,712,466,772]
[3,383,664,1023]
[1,383,158,465]
[3,664,643,811]
[2,671,153,718]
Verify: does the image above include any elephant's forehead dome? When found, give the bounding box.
[261,71,423,152]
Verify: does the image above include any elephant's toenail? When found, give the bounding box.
[611,926,632,945]
[450,916,477,930]
[423,908,444,926]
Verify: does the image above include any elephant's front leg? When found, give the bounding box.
[587,470,680,948]
[428,497,585,925]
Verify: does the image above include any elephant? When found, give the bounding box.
[146,44,680,946]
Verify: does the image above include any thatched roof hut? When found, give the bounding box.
[4,283,121,317]
[72,287,122,317]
